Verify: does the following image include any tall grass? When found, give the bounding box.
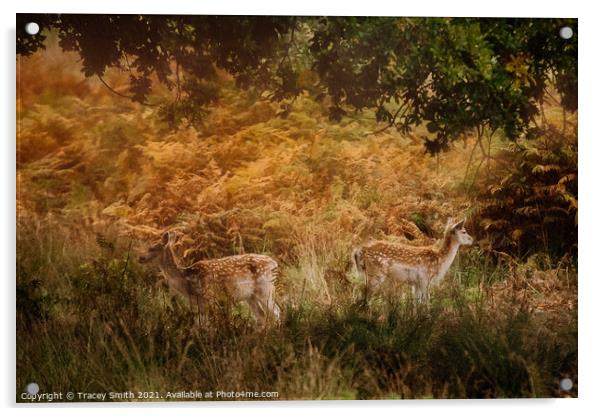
[17,221,577,400]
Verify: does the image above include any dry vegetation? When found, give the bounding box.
[16,40,577,400]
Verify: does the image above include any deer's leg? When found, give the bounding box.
[268,299,282,323]
[252,279,281,325]
[264,282,281,323]
[258,293,280,324]
[260,296,281,325]
[410,286,425,315]
[413,287,427,303]
[411,285,418,302]
[365,272,385,301]
[412,279,430,306]
[246,296,267,327]
[191,294,206,327]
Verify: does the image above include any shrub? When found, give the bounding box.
[475,123,577,259]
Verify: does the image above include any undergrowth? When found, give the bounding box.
[16,222,577,400]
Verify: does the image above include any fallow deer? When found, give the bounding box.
[139,231,281,325]
[353,218,473,302]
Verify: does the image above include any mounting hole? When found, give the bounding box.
[25,382,40,395]
[559,26,573,40]
[560,377,573,391]
[24,22,40,36]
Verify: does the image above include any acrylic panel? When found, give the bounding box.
[16,14,577,402]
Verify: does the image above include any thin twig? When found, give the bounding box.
[97,74,134,100]
[467,149,488,193]
[97,74,159,107]
[544,87,561,106]
[485,129,495,181]
[369,102,408,136]
[463,134,480,187]
[121,236,134,280]
[122,51,134,75]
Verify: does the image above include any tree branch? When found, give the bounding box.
[96,74,158,107]
[368,101,409,136]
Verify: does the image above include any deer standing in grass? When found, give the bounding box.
[353,218,473,302]
[139,231,281,326]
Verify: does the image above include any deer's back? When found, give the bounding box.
[361,241,439,269]
[188,254,277,301]
[192,254,277,281]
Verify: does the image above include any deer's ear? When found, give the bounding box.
[453,218,466,230]
[444,217,455,231]
[161,232,170,245]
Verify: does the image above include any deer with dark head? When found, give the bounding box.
[139,231,281,326]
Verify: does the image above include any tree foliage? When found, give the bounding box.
[17,15,577,152]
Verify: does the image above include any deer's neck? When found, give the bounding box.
[158,248,202,299]
[159,246,186,285]
[432,234,460,284]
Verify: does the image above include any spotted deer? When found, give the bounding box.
[353,218,473,302]
[139,231,281,325]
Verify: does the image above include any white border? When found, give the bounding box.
[3,1,601,416]
[8,0,581,17]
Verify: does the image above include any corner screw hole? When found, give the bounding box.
[559,26,573,40]
[25,382,39,395]
[24,22,40,36]
[560,378,573,391]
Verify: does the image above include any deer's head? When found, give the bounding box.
[138,231,173,263]
[445,218,473,246]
